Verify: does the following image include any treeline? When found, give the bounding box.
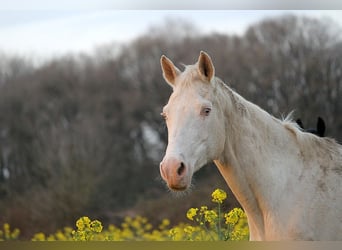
[0,15,341,238]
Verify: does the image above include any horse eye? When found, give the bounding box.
[201,107,211,116]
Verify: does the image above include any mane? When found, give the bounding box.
[214,76,342,157]
[280,111,296,125]
[281,111,303,134]
[214,77,249,116]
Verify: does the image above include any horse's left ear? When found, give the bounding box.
[198,51,215,82]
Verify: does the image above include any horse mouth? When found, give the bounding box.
[168,184,188,191]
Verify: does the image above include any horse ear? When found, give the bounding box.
[198,51,215,82]
[160,55,180,87]
[296,119,304,129]
[317,117,325,137]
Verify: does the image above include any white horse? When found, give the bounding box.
[159,51,342,240]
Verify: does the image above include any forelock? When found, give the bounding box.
[175,64,202,89]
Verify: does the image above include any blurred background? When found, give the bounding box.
[0,9,342,238]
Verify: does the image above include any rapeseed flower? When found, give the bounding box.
[76,216,91,231]
[31,233,46,241]
[224,208,245,225]
[90,220,103,233]
[184,226,197,240]
[186,208,198,221]
[0,223,20,240]
[204,210,218,224]
[159,219,170,230]
[4,188,249,241]
[73,217,103,241]
[211,189,227,203]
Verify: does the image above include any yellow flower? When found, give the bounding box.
[32,232,46,241]
[77,230,86,241]
[54,231,67,241]
[230,228,249,241]
[186,208,198,221]
[184,226,195,234]
[145,223,153,231]
[162,219,170,227]
[200,206,208,213]
[90,220,103,233]
[159,219,170,230]
[169,228,178,240]
[211,189,227,203]
[3,223,10,235]
[204,210,218,224]
[131,218,141,229]
[76,216,91,231]
[0,223,20,240]
[124,216,132,223]
[140,217,148,224]
[24,189,250,241]
[224,208,245,225]
[47,235,56,241]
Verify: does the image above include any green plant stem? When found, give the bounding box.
[217,203,222,240]
[198,214,215,241]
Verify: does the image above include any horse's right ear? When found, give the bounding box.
[198,51,215,82]
[160,55,180,87]
[317,117,325,137]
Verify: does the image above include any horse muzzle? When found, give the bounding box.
[160,156,190,191]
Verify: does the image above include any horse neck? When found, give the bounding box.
[214,80,290,167]
[213,80,300,239]
[214,82,285,184]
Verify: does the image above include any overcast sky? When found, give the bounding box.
[1,4,342,60]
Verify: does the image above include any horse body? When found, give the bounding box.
[159,51,342,240]
[212,88,342,240]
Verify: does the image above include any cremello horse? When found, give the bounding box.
[159,51,342,240]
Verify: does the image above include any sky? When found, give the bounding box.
[1,2,342,61]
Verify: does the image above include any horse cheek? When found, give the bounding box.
[207,118,225,160]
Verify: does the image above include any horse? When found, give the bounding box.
[296,117,326,137]
[159,51,342,240]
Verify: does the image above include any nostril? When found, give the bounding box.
[177,162,185,176]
